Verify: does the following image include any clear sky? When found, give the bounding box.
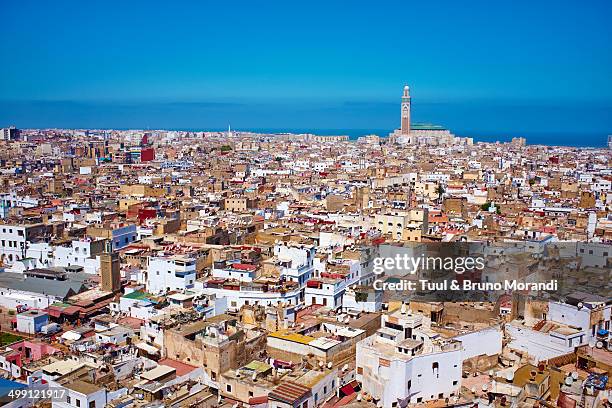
[1,0,611,143]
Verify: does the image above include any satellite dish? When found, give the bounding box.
[565,377,573,386]
[505,372,514,382]
[571,372,579,380]
[588,339,596,348]
[327,362,333,369]
[596,341,604,349]
[357,393,362,402]
[481,384,488,392]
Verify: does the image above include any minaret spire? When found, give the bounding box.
[400,85,411,135]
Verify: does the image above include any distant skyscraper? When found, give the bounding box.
[608,135,612,149]
[400,85,411,135]
[1,126,21,141]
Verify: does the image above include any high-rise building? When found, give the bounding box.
[1,126,21,141]
[608,135,612,149]
[100,240,121,293]
[400,85,411,135]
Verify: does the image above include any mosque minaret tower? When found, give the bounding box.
[400,85,411,135]
[389,84,458,146]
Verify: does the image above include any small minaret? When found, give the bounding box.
[100,240,121,293]
[400,85,411,135]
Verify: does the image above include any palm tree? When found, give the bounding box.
[435,184,445,204]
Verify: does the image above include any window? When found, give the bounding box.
[76,399,81,407]
[67,396,71,404]
[89,401,95,408]
[226,384,232,393]
[453,380,458,386]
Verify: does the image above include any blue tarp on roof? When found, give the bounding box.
[0,378,27,398]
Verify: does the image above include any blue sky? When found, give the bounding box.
[1,0,611,143]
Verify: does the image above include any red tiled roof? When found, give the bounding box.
[333,393,357,407]
[157,358,198,377]
[117,316,144,330]
[231,263,257,271]
[248,396,268,405]
[269,382,311,404]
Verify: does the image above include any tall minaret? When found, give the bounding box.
[400,85,411,135]
[100,240,121,293]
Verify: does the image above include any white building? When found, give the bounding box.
[0,224,30,265]
[0,192,39,219]
[146,255,196,294]
[304,278,346,309]
[51,379,114,408]
[274,243,315,288]
[211,261,258,282]
[342,287,383,313]
[195,282,302,312]
[505,295,610,362]
[95,326,134,345]
[356,309,463,407]
[54,239,104,274]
